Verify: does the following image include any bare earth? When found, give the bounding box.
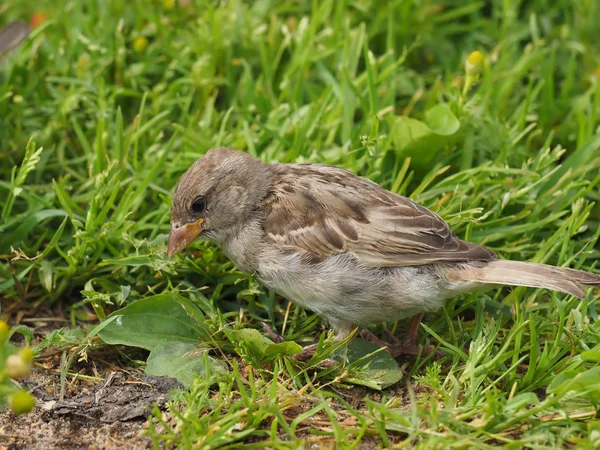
[0,367,180,449]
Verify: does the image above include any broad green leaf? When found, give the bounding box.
[87,315,123,339]
[228,328,302,366]
[424,104,461,136]
[391,103,460,169]
[581,351,600,362]
[98,294,205,350]
[344,339,403,390]
[146,343,229,387]
[547,367,600,405]
[392,116,440,156]
[504,392,540,413]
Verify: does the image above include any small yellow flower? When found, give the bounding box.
[9,391,36,415]
[466,50,485,74]
[133,37,149,53]
[163,0,175,9]
[461,50,486,103]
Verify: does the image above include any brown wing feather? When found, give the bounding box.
[263,164,496,267]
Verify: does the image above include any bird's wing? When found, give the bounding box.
[263,164,496,266]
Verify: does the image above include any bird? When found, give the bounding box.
[168,147,600,359]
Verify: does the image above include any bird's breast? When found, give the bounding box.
[220,221,266,273]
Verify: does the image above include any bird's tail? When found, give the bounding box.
[459,260,600,299]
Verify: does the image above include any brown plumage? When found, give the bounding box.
[264,163,497,267]
[168,147,600,357]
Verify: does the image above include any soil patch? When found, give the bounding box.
[1,367,180,449]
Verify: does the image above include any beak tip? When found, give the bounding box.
[167,240,180,259]
[167,221,202,259]
[167,234,177,259]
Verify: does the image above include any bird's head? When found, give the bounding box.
[168,147,272,257]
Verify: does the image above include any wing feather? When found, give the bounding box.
[263,164,496,266]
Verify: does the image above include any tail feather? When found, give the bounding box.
[465,260,600,299]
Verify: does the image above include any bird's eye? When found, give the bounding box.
[191,196,206,213]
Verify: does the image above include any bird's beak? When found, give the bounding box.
[167,218,204,258]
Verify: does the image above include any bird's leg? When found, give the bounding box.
[359,329,390,348]
[360,313,440,358]
[293,343,319,361]
[403,312,425,348]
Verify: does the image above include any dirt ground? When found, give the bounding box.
[0,303,181,450]
[0,365,180,450]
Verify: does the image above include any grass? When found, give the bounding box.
[1,0,600,447]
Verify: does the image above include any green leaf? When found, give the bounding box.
[228,328,302,366]
[390,104,460,169]
[98,294,206,351]
[9,325,33,345]
[39,260,53,292]
[504,392,540,413]
[581,351,600,363]
[34,327,86,353]
[344,339,403,390]
[424,104,461,136]
[547,367,600,406]
[146,343,229,387]
[87,315,123,339]
[391,116,444,167]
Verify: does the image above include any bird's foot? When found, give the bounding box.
[260,322,286,343]
[360,327,441,359]
[293,343,318,361]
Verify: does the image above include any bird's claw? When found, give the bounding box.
[260,322,286,343]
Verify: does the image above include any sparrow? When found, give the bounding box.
[168,147,600,358]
